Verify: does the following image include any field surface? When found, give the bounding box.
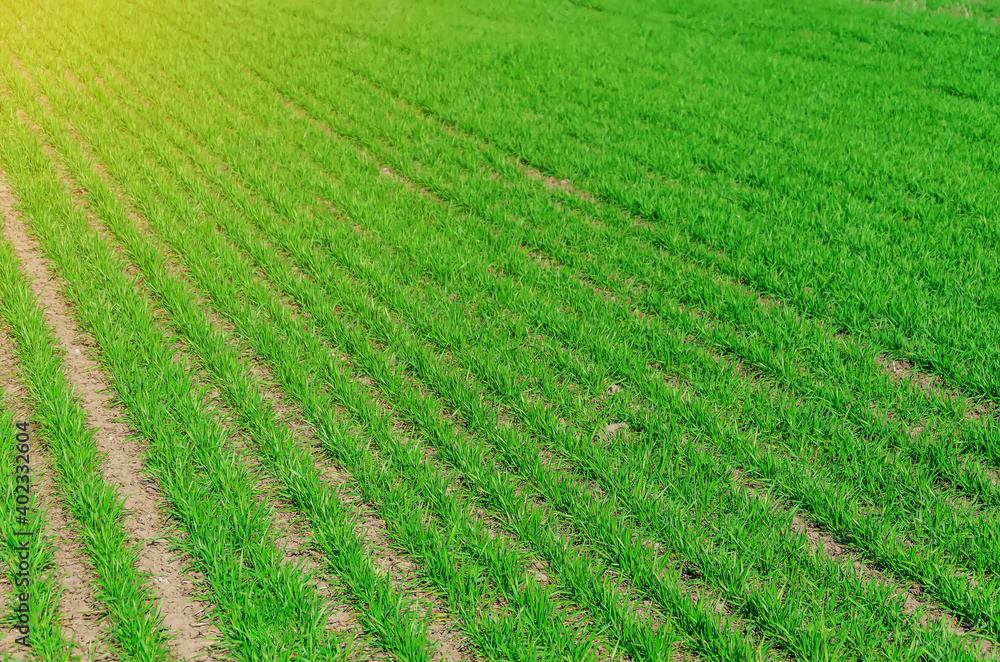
[0,0,999,660]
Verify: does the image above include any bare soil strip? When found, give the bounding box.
[0,177,114,659]
[522,166,599,204]
[0,168,219,660]
[736,473,994,657]
[60,113,388,653]
[23,75,434,650]
[185,361,372,650]
[9,456,110,661]
[880,355,995,423]
[72,139,468,658]
[202,314,471,662]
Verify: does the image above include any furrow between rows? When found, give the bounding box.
[0,322,75,660]
[0,160,169,660]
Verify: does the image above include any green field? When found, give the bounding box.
[0,0,998,659]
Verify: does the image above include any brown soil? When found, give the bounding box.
[0,172,118,652]
[99,169,471,659]
[522,167,599,204]
[0,330,113,660]
[84,156,379,647]
[738,475,983,648]
[603,421,629,439]
[186,348,369,643]
[0,173,219,659]
[880,355,993,422]
[242,340,473,661]
[391,343,692,648]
